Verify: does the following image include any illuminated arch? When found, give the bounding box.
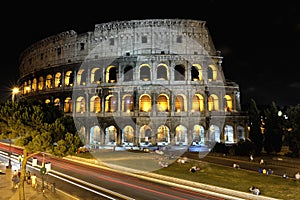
[105,125,117,145]
[76,96,86,113]
[175,125,188,145]
[139,94,152,112]
[191,64,203,81]
[156,125,170,145]
[105,94,117,112]
[224,95,233,112]
[32,78,37,91]
[157,94,169,112]
[90,96,101,113]
[224,125,234,143]
[208,94,219,111]
[122,125,134,144]
[192,94,205,112]
[208,64,217,81]
[46,74,53,88]
[140,125,152,144]
[106,65,117,83]
[175,94,187,112]
[122,94,134,112]
[77,69,87,86]
[65,71,73,86]
[192,125,205,145]
[64,97,72,113]
[55,72,62,88]
[91,67,101,84]
[38,76,44,90]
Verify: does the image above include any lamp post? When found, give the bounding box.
[12,87,19,103]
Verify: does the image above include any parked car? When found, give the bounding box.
[0,161,6,174]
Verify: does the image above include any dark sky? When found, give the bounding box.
[1,1,299,108]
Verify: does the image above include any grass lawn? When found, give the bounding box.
[154,160,300,200]
[75,151,300,200]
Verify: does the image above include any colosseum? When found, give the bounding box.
[17,18,248,151]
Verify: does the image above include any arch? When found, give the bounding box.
[32,78,37,91]
[209,125,220,143]
[175,94,186,112]
[38,76,44,90]
[122,94,134,112]
[90,96,101,113]
[157,64,168,80]
[156,125,170,145]
[90,126,101,145]
[123,65,133,82]
[175,125,188,145]
[46,74,53,88]
[237,125,245,141]
[55,72,62,88]
[139,94,151,112]
[208,64,217,81]
[122,125,134,145]
[45,99,51,104]
[105,94,118,112]
[54,98,61,108]
[91,67,101,84]
[77,69,87,86]
[105,125,117,145]
[224,125,234,143]
[65,71,74,86]
[139,64,151,81]
[64,97,72,113]
[191,64,203,81]
[157,94,169,112]
[174,64,185,81]
[140,125,152,145]
[106,65,117,83]
[192,94,204,112]
[76,96,86,113]
[224,95,233,112]
[192,125,205,145]
[208,94,219,111]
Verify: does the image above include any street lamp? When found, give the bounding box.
[12,87,19,102]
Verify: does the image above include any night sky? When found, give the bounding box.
[1,1,299,108]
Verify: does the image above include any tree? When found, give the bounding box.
[247,99,263,155]
[285,104,300,157]
[263,101,283,154]
[0,99,81,200]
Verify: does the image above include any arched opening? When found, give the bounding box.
[124,65,133,82]
[91,67,101,84]
[64,97,72,113]
[224,95,233,112]
[193,125,205,145]
[105,94,117,112]
[140,65,151,81]
[106,65,117,83]
[105,125,117,145]
[175,94,186,112]
[174,65,185,81]
[38,76,44,90]
[175,125,188,145]
[65,71,74,86]
[208,94,219,111]
[122,94,134,112]
[192,94,204,112]
[55,72,62,87]
[139,94,151,112]
[76,96,86,113]
[140,125,152,145]
[157,94,169,112]
[156,125,170,145]
[122,125,134,145]
[224,125,234,143]
[157,64,168,80]
[46,74,53,88]
[90,96,101,113]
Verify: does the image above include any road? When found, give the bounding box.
[0,143,242,200]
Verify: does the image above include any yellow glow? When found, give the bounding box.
[12,87,19,94]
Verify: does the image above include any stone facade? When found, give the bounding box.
[17,19,248,149]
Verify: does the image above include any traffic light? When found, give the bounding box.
[40,167,46,175]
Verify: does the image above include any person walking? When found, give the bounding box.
[11,171,19,189]
[31,173,37,189]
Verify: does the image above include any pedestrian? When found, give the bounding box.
[249,185,261,195]
[11,172,19,189]
[259,158,264,165]
[31,173,37,189]
[283,172,288,179]
[249,154,253,162]
[26,171,31,184]
[295,172,300,180]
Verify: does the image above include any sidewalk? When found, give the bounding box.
[0,168,74,200]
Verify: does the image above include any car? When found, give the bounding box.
[0,161,6,174]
